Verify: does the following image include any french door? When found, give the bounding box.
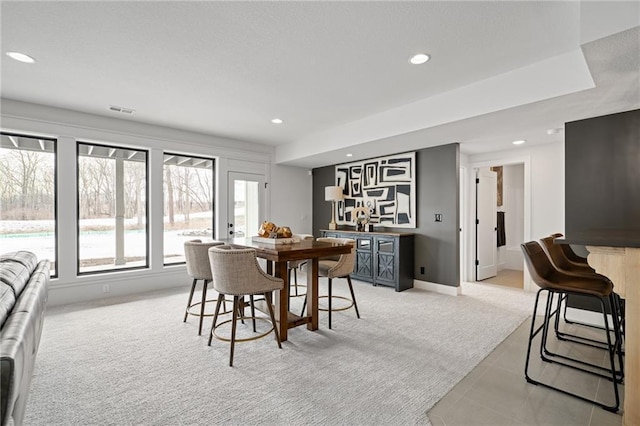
[227,172,265,238]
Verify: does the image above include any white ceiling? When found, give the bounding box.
[1,1,639,168]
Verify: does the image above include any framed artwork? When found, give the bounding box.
[491,166,503,206]
[335,152,416,228]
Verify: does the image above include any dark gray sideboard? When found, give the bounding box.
[320,229,414,291]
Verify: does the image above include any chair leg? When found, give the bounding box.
[199,280,209,336]
[264,292,282,348]
[300,294,307,317]
[230,296,239,367]
[250,295,257,332]
[208,296,224,346]
[238,296,246,324]
[293,268,299,296]
[524,289,545,383]
[346,276,360,319]
[183,278,197,322]
[328,278,333,329]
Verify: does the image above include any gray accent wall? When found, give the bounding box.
[313,143,460,287]
[565,108,640,233]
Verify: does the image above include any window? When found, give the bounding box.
[77,142,148,274]
[163,153,215,264]
[0,133,57,276]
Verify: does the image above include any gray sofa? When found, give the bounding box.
[0,251,49,426]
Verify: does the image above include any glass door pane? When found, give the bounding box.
[228,172,264,238]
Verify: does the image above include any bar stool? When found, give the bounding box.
[540,235,625,360]
[183,239,226,335]
[301,237,360,329]
[549,233,626,342]
[521,241,623,412]
[207,245,283,367]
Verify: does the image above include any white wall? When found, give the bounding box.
[269,165,313,235]
[467,141,565,290]
[1,99,310,306]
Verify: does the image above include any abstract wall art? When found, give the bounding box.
[335,152,416,228]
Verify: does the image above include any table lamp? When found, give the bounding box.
[325,186,343,230]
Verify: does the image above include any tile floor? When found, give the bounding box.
[428,316,624,426]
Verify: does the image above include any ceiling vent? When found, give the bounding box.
[109,105,135,114]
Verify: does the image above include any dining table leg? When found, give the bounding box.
[307,258,319,331]
[274,260,289,342]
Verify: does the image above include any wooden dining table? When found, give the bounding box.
[221,237,352,341]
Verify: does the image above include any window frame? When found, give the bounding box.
[162,151,216,266]
[0,131,58,278]
[76,141,150,275]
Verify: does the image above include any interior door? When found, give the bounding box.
[476,168,498,280]
[227,172,265,238]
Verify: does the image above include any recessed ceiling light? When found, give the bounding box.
[6,51,36,63]
[512,139,526,145]
[271,118,283,124]
[547,128,563,135]
[409,53,430,65]
[346,153,353,157]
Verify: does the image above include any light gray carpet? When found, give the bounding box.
[25,280,536,425]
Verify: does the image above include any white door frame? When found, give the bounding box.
[475,168,498,281]
[466,155,533,291]
[227,171,266,238]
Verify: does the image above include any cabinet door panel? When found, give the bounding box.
[376,252,396,283]
[354,251,373,279]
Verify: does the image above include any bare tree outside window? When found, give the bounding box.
[163,153,215,265]
[0,133,57,275]
[77,142,148,274]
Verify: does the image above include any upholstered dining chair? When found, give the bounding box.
[301,237,359,329]
[207,245,283,367]
[183,239,225,335]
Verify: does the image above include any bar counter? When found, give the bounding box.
[558,230,640,426]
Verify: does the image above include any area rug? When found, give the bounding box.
[24,280,535,425]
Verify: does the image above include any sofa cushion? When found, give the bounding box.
[12,262,49,352]
[0,283,16,328]
[0,259,31,298]
[0,251,38,272]
[1,311,35,426]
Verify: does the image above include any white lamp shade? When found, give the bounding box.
[325,186,343,201]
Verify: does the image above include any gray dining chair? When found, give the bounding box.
[183,239,225,335]
[207,245,284,367]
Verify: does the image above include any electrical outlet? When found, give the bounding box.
[102,284,110,293]
[420,266,425,275]
[435,213,443,222]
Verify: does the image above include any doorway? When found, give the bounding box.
[227,172,265,238]
[472,163,526,289]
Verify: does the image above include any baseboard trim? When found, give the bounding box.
[413,280,461,296]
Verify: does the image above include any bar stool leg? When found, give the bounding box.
[208,296,224,346]
[328,278,333,329]
[230,296,239,367]
[347,276,360,319]
[184,278,198,322]
[199,280,209,336]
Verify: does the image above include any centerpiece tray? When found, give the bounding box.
[251,236,299,245]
